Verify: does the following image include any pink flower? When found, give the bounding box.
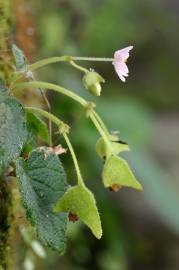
[112,46,133,82]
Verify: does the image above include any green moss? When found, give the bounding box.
[0,0,10,49]
[0,0,13,83]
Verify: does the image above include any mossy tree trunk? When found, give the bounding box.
[0,1,13,269]
[0,1,39,269]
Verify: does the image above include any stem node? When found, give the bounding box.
[58,123,70,135]
[85,102,96,118]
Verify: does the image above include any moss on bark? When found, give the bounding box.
[0,1,13,269]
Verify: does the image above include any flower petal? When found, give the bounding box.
[113,60,129,82]
[113,46,133,81]
[118,74,126,82]
[114,46,133,61]
[117,61,129,75]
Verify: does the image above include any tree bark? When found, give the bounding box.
[0,177,12,270]
[0,1,41,269]
[0,1,13,269]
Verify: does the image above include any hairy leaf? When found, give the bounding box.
[0,85,27,170]
[15,147,68,253]
[54,183,102,239]
[12,44,27,71]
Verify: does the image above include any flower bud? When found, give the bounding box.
[83,71,105,96]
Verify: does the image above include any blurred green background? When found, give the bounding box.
[20,0,179,269]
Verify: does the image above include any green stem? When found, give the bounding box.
[25,107,84,185]
[25,107,63,127]
[28,56,72,71]
[14,81,87,107]
[28,56,113,72]
[15,81,112,152]
[93,111,110,137]
[38,88,52,146]
[89,113,112,151]
[73,57,114,62]
[63,133,84,185]
[69,60,88,73]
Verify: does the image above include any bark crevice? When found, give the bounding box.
[0,176,12,270]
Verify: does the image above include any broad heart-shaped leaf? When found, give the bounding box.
[102,155,142,190]
[12,44,27,71]
[54,183,102,239]
[26,111,50,145]
[96,136,129,159]
[15,147,68,253]
[0,86,27,170]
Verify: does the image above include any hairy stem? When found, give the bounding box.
[93,111,110,137]
[25,106,64,127]
[89,113,112,151]
[38,88,52,146]
[69,60,88,73]
[25,107,84,185]
[14,81,87,107]
[28,56,113,72]
[63,133,84,185]
[28,56,72,71]
[15,81,112,152]
[73,57,113,62]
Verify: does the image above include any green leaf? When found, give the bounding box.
[96,135,129,159]
[0,88,27,170]
[15,147,68,253]
[12,44,27,71]
[26,112,50,145]
[102,155,142,190]
[54,183,102,239]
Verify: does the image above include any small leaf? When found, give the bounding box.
[12,44,27,71]
[15,147,68,253]
[102,155,142,190]
[54,183,102,239]
[26,112,50,144]
[0,87,27,170]
[96,135,129,159]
